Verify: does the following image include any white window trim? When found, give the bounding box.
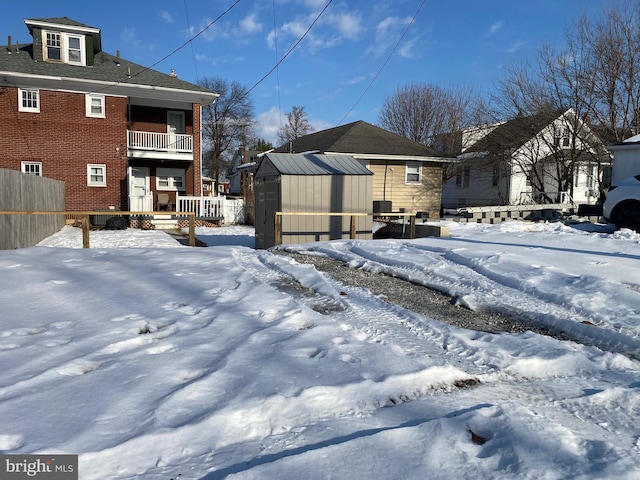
[405,162,422,185]
[87,164,107,187]
[18,88,40,113]
[86,94,105,118]
[42,30,86,65]
[22,161,42,176]
[156,167,186,191]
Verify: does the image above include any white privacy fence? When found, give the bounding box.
[176,196,245,224]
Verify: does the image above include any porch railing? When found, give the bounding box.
[176,196,224,218]
[127,130,193,153]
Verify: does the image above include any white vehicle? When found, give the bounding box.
[603,174,640,231]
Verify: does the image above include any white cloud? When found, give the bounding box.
[506,41,525,53]
[327,11,363,40]
[348,75,368,85]
[367,16,412,58]
[397,37,418,59]
[256,107,283,145]
[159,11,173,24]
[488,20,503,36]
[120,27,154,51]
[237,13,263,36]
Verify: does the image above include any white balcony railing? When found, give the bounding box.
[127,130,193,154]
[176,196,224,218]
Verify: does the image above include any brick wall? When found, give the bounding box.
[0,86,129,210]
[129,105,193,134]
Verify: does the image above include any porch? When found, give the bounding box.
[127,195,245,228]
[127,130,194,161]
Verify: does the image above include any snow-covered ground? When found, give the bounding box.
[1,221,639,479]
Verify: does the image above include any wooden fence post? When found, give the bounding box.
[350,215,356,239]
[188,213,195,247]
[82,215,90,248]
[409,215,416,239]
[275,213,282,246]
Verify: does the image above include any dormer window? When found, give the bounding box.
[46,32,61,60]
[43,30,86,65]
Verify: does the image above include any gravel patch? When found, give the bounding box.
[274,251,571,339]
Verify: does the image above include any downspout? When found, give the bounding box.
[383,160,389,200]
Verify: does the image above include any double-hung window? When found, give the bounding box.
[86,94,105,118]
[67,35,83,64]
[22,162,42,176]
[45,32,61,61]
[456,165,471,188]
[405,162,422,184]
[43,30,86,65]
[87,164,106,187]
[18,89,40,113]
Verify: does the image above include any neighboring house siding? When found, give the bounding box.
[0,86,128,210]
[369,162,442,218]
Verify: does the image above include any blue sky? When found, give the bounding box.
[0,0,614,145]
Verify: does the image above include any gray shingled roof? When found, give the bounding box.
[0,17,215,96]
[274,121,448,158]
[26,17,97,30]
[262,153,373,175]
[467,111,561,154]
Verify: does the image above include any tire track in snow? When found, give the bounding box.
[298,242,640,359]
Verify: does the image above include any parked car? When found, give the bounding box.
[603,174,640,231]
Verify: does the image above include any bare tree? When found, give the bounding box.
[377,83,479,154]
[198,77,254,191]
[277,106,314,146]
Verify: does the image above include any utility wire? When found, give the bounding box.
[183,0,200,82]
[336,0,426,126]
[245,0,332,97]
[90,0,241,94]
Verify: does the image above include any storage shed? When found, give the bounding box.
[254,152,373,249]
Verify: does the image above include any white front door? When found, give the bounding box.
[167,111,185,151]
[129,166,152,211]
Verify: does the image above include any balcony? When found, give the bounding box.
[127,130,194,161]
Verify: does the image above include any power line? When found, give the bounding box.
[90,0,242,94]
[183,0,200,82]
[336,0,426,126]
[245,0,333,97]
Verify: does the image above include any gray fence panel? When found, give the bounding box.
[0,169,66,249]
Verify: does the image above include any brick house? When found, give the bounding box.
[0,17,218,217]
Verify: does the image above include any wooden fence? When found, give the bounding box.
[274,212,416,246]
[0,169,66,249]
[0,211,197,249]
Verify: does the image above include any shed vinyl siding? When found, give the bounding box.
[254,153,373,248]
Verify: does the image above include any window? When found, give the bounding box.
[492,165,500,186]
[87,164,106,186]
[456,165,471,188]
[67,35,83,64]
[86,94,105,117]
[156,168,186,191]
[43,30,85,65]
[18,89,39,113]
[45,32,61,61]
[405,162,422,184]
[554,126,570,147]
[22,162,42,176]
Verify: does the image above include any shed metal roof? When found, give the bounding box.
[261,153,373,176]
